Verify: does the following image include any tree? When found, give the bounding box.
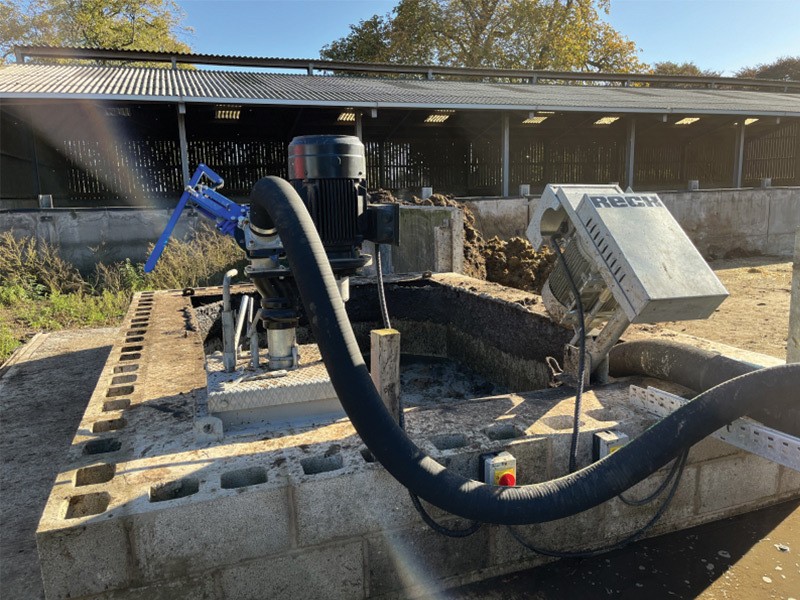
[0,0,191,63]
[651,61,721,78]
[736,56,800,81]
[320,0,646,73]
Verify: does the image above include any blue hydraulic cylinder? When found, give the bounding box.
[144,164,248,273]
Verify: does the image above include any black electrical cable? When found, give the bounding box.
[551,237,586,474]
[507,448,690,558]
[618,452,684,507]
[375,243,482,538]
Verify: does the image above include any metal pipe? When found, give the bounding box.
[247,308,261,369]
[222,269,238,372]
[233,295,250,353]
[267,328,296,370]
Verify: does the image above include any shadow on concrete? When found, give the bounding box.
[1,340,113,600]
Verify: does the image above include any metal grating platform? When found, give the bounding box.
[206,343,343,431]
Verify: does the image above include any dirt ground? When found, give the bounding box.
[634,257,793,360]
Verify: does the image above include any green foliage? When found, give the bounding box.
[0,232,86,295]
[0,0,191,63]
[651,61,721,78]
[2,287,129,331]
[0,224,244,363]
[142,224,247,290]
[736,56,800,81]
[0,322,21,363]
[321,0,646,73]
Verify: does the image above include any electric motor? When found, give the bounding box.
[287,135,368,256]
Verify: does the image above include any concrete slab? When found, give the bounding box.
[26,277,800,599]
[0,328,115,600]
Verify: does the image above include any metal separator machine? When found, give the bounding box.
[527,184,729,382]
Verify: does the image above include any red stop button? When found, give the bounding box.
[498,472,516,487]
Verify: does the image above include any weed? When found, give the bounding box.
[0,224,247,363]
[0,322,22,363]
[143,223,246,290]
[0,232,86,295]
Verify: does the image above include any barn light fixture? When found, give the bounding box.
[594,116,619,125]
[523,111,548,124]
[215,106,241,120]
[424,110,454,123]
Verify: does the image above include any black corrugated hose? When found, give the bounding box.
[248,176,800,526]
[375,243,482,538]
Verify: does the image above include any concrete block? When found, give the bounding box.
[366,523,490,596]
[37,518,132,600]
[495,436,549,485]
[688,437,741,464]
[133,485,293,581]
[492,504,606,565]
[660,190,772,258]
[393,206,461,273]
[547,429,596,478]
[463,198,529,240]
[83,576,217,600]
[697,455,780,515]
[605,464,698,533]
[777,465,800,495]
[218,541,365,600]
[293,465,420,546]
[767,192,800,235]
[766,232,798,257]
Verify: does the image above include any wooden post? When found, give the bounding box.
[370,329,401,423]
[788,228,800,363]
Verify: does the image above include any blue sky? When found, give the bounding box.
[175,0,799,75]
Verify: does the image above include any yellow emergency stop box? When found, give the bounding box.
[482,451,517,486]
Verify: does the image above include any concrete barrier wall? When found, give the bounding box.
[0,205,462,274]
[0,208,202,271]
[657,188,800,258]
[2,188,798,274]
[464,187,800,258]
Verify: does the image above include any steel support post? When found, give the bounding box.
[733,121,745,188]
[177,103,190,185]
[502,112,510,197]
[625,117,636,189]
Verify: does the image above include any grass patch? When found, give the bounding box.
[0,321,22,362]
[0,224,245,364]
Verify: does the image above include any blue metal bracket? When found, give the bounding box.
[145,164,248,273]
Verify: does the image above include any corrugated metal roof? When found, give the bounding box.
[2,64,799,117]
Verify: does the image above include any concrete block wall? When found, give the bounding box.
[0,208,203,270]
[2,188,796,277]
[0,205,461,275]
[463,187,800,258]
[35,285,800,599]
[658,187,800,257]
